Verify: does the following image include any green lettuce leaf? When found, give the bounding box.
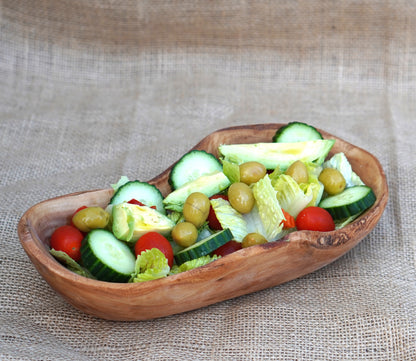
[222,159,240,184]
[300,181,324,207]
[299,162,324,207]
[50,249,96,279]
[170,255,220,275]
[110,176,130,192]
[334,212,363,229]
[210,197,248,242]
[250,175,284,241]
[323,152,364,187]
[130,248,170,283]
[272,174,313,218]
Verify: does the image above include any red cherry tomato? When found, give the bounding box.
[207,194,228,230]
[280,208,296,229]
[295,207,335,232]
[50,225,84,262]
[134,232,174,268]
[212,240,242,257]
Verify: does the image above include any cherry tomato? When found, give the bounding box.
[280,208,296,229]
[295,207,335,232]
[50,225,84,262]
[134,232,174,268]
[207,194,228,230]
[212,240,242,257]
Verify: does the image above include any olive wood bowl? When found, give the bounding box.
[18,123,388,321]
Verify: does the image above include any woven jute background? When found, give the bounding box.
[1,1,415,360]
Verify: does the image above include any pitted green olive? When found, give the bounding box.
[171,222,198,247]
[318,168,346,195]
[72,207,110,232]
[239,161,267,185]
[228,182,255,214]
[242,233,267,248]
[183,192,210,228]
[285,160,309,184]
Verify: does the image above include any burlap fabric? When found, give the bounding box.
[1,0,415,360]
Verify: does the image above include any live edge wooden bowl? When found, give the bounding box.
[18,123,388,321]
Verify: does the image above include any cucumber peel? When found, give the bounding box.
[319,185,376,220]
[81,229,136,283]
[273,122,323,143]
[169,150,223,189]
[174,228,233,265]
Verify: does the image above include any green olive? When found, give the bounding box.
[285,160,309,184]
[228,182,255,214]
[242,233,267,248]
[318,168,346,195]
[239,161,267,185]
[72,207,110,232]
[183,192,210,228]
[171,222,198,247]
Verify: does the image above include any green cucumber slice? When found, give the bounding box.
[80,229,136,282]
[110,180,165,214]
[273,122,323,143]
[318,185,376,220]
[174,228,233,265]
[169,150,223,190]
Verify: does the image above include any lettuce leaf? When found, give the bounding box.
[210,197,248,242]
[110,176,130,192]
[169,255,220,275]
[130,248,170,283]
[323,152,364,187]
[251,176,285,241]
[222,159,240,184]
[211,177,284,242]
[300,162,324,207]
[300,181,324,207]
[50,249,96,279]
[272,174,312,218]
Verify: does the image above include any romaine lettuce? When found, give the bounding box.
[130,248,170,283]
[272,174,313,218]
[251,176,284,241]
[323,152,364,187]
[210,197,248,242]
[169,255,221,275]
[222,159,240,184]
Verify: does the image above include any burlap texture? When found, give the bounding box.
[1,0,415,360]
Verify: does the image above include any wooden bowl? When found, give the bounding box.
[18,124,388,321]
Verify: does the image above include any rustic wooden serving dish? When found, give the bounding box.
[18,123,388,321]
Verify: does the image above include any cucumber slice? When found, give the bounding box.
[318,185,376,220]
[174,228,233,265]
[273,122,323,143]
[81,229,136,282]
[110,181,165,214]
[169,150,223,189]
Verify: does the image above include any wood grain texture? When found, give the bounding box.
[17,123,388,321]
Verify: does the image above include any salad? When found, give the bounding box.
[49,122,376,283]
